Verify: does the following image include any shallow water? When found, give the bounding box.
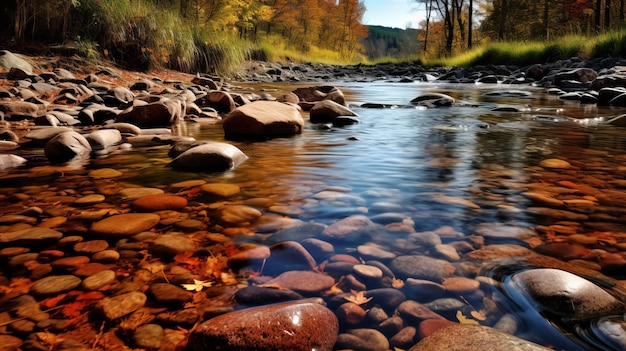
[3,81,626,349]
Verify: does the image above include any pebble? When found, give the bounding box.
[147,283,193,305]
[91,250,120,262]
[353,264,384,280]
[201,183,241,196]
[73,194,106,205]
[88,168,123,179]
[149,234,195,256]
[82,269,116,290]
[118,187,165,200]
[97,291,147,321]
[539,158,572,169]
[133,324,165,350]
[390,255,455,281]
[0,227,63,245]
[74,240,108,253]
[442,276,480,293]
[217,205,262,224]
[90,213,161,237]
[30,275,82,296]
[264,270,335,294]
[357,244,397,260]
[132,194,188,211]
[335,328,390,351]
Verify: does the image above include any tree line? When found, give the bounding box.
[417,0,626,57]
[1,0,368,67]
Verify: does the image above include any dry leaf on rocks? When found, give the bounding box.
[470,309,487,321]
[456,310,479,325]
[343,290,372,305]
[182,279,212,292]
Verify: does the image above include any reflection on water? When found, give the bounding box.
[3,81,626,349]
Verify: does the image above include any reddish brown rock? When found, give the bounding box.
[187,301,338,351]
[223,101,304,137]
[132,194,188,211]
[418,319,457,338]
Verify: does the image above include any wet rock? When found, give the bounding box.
[410,93,455,108]
[148,283,193,305]
[309,100,357,124]
[85,129,123,149]
[398,300,446,322]
[118,187,164,200]
[0,335,22,351]
[390,326,418,349]
[227,245,271,271]
[234,285,304,305]
[511,268,624,319]
[90,213,160,237]
[44,131,92,163]
[265,241,317,275]
[97,291,147,321]
[187,301,338,351]
[320,215,381,243]
[30,275,82,296]
[418,318,457,338]
[199,182,241,197]
[405,278,446,299]
[117,100,182,127]
[149,234,195,256]
[0,227,63,245]
[133,324,164,350]
[390,255,455,281]
[409,324,553,351]
[442,276,480,293]
[216,205,262,225]
[223,101,304,138]
[336,302,367,325]
[335,328,390,351]
[291,86,346,105]
[595,317,626,350]
[82,269,116,291]
[133,194,188,211]
[264,271,334,295]
[169,142,248,172]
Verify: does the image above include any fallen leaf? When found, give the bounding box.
[392,278,405,289]
[324,282,343,296]
[220,272,238,285]
[41,294,66,309]
[182,279,212,292]
[456,310,479,325]
[344,290,372,305]
[470,309,487,321]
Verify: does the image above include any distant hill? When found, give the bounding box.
[362,25,421,60]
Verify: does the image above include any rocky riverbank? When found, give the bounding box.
[1,50,626,351]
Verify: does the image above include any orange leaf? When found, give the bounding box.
[60,301,86,319]
[41,294,66,309]
[75,291,105,302]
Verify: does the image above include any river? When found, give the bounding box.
[2,80,626,350]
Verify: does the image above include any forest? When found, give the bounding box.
[1,0,625,72]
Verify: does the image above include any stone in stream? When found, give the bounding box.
[335,328,390,351]
[133,324,165,350]
[117,100,184,126]
[169,142,248,172]
[0,154,27,170]
[410,324,553,351]
[222,101,304,138]
[263,270,335,295]
[264,241,317,275]
[85,129,123,149]
[44,131,92,163]
[90,213,160,237]
[30,275,82,296]
[0,227,63,245]
[187,301,338,351]
[390,255,455,281]
[510,268,624,320]
[410,93,455,108]
[97,291,147,321]
[132,194,188,211]
[234,285,304,305]
[0,50,33,74]
[320,214,382,243]
[309,100,357,124]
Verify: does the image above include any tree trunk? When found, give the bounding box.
[596,0,602,31]
[544,0,549,39]
[468,0,473,48]
[444,0,454,54]
[453,0,465,48]
[606,0,611,29]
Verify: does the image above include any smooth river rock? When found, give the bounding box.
[187,301,338,351]
[408,324,553,351]
[510,268,624,319]
[90,213,161,237]
[223,101,304,138]
[169,141,249,172]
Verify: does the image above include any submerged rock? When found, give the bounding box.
[44,131,92,163]
[409,324,553,351]
[169,142,248,172]
[187,301,338,351]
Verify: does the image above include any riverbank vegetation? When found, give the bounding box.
[1,0,626,73]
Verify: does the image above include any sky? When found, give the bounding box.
[361,0,425,29]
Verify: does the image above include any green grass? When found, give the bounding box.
[256,36,363,65]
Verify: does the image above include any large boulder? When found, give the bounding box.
[169,141,248,172]
[85,129,123,150]
[309,100,358,124]
[510,268,624,320]
[186,301,338,351]
[0,50,33,74]
[44,131,92,163]
[223,101,304,138]
[0,101,41,120]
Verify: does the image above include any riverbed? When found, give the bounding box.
[2,76,626,350]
